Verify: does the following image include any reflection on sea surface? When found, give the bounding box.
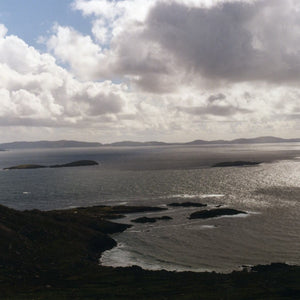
[0,143,299,272]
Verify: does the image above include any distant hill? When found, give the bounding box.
[109,136,300,146]
[107,141,169,147]
[0,136,299,150]
[187,136,300,145]
[0,140,102,150]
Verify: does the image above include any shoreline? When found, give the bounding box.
[0,204,299,299]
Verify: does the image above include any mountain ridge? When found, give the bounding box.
[0,140,102,149]
[0,136,299,149]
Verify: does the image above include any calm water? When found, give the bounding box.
[0,144,299,272]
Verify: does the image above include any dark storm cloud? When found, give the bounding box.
[208,93,227,103]
[87,93,123,116]
[142,0,300,85]
[69,89,124,116]
[178,104,252,116]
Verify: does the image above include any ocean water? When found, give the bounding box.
[0,144,299,272]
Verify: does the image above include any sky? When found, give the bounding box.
[0,0,299,143]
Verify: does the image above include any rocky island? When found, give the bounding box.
[132,216,172,223]
[212,161,261,167]
[4,164,47,170]
[168,202,207,207]
[4,160,99,170]
[189,208,247,219]
[50,160,99,168]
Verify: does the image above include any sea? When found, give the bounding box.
[0,143,299,273]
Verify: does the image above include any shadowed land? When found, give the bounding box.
[0,204,299,299]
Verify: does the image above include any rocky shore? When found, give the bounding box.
[0,204,299,299]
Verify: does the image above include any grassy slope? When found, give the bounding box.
[0,204,299,300]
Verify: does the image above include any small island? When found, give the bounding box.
[131,216,172,223]
[50,160,99,168]
[4,160,99,170]
[4,164,47,170]
[189,208,247,219]
[168,202,207,208]
[212,161,261,167]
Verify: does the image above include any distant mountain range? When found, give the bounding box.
[0,140,102,150]
[185,136,300,145]
[0,136,299,149]
[108,141,169,147]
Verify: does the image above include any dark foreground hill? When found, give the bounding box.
[0,204,299,299]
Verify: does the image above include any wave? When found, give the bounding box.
[162,194,225,199]
[200,225,217,229]
[100,243,213,273]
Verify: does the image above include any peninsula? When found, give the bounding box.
[0,204,299,299]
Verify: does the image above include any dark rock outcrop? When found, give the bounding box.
[189,208,247,219]
[50,160,99,168]
[212,161,261,167]
[168,202,207,208]
[132,216,173,223]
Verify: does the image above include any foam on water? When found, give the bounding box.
[163,194,225,199]
[215,213,249,219]
[100,243,213,273]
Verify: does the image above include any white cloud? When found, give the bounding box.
[0,24,7,38]
[0,25,129,131]
[64,0,300,92]
[0,0,299,142]
[47,25,107,80]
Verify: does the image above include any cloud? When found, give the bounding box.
[179,105,252,117]
[0,0,299,142]
[144,0,300,86]
[47,25,107,80]
[0,24,7,38]
[0,26,128,128]
[67,0,300,89]
[178,92,253,117]
[208,93,227,103]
